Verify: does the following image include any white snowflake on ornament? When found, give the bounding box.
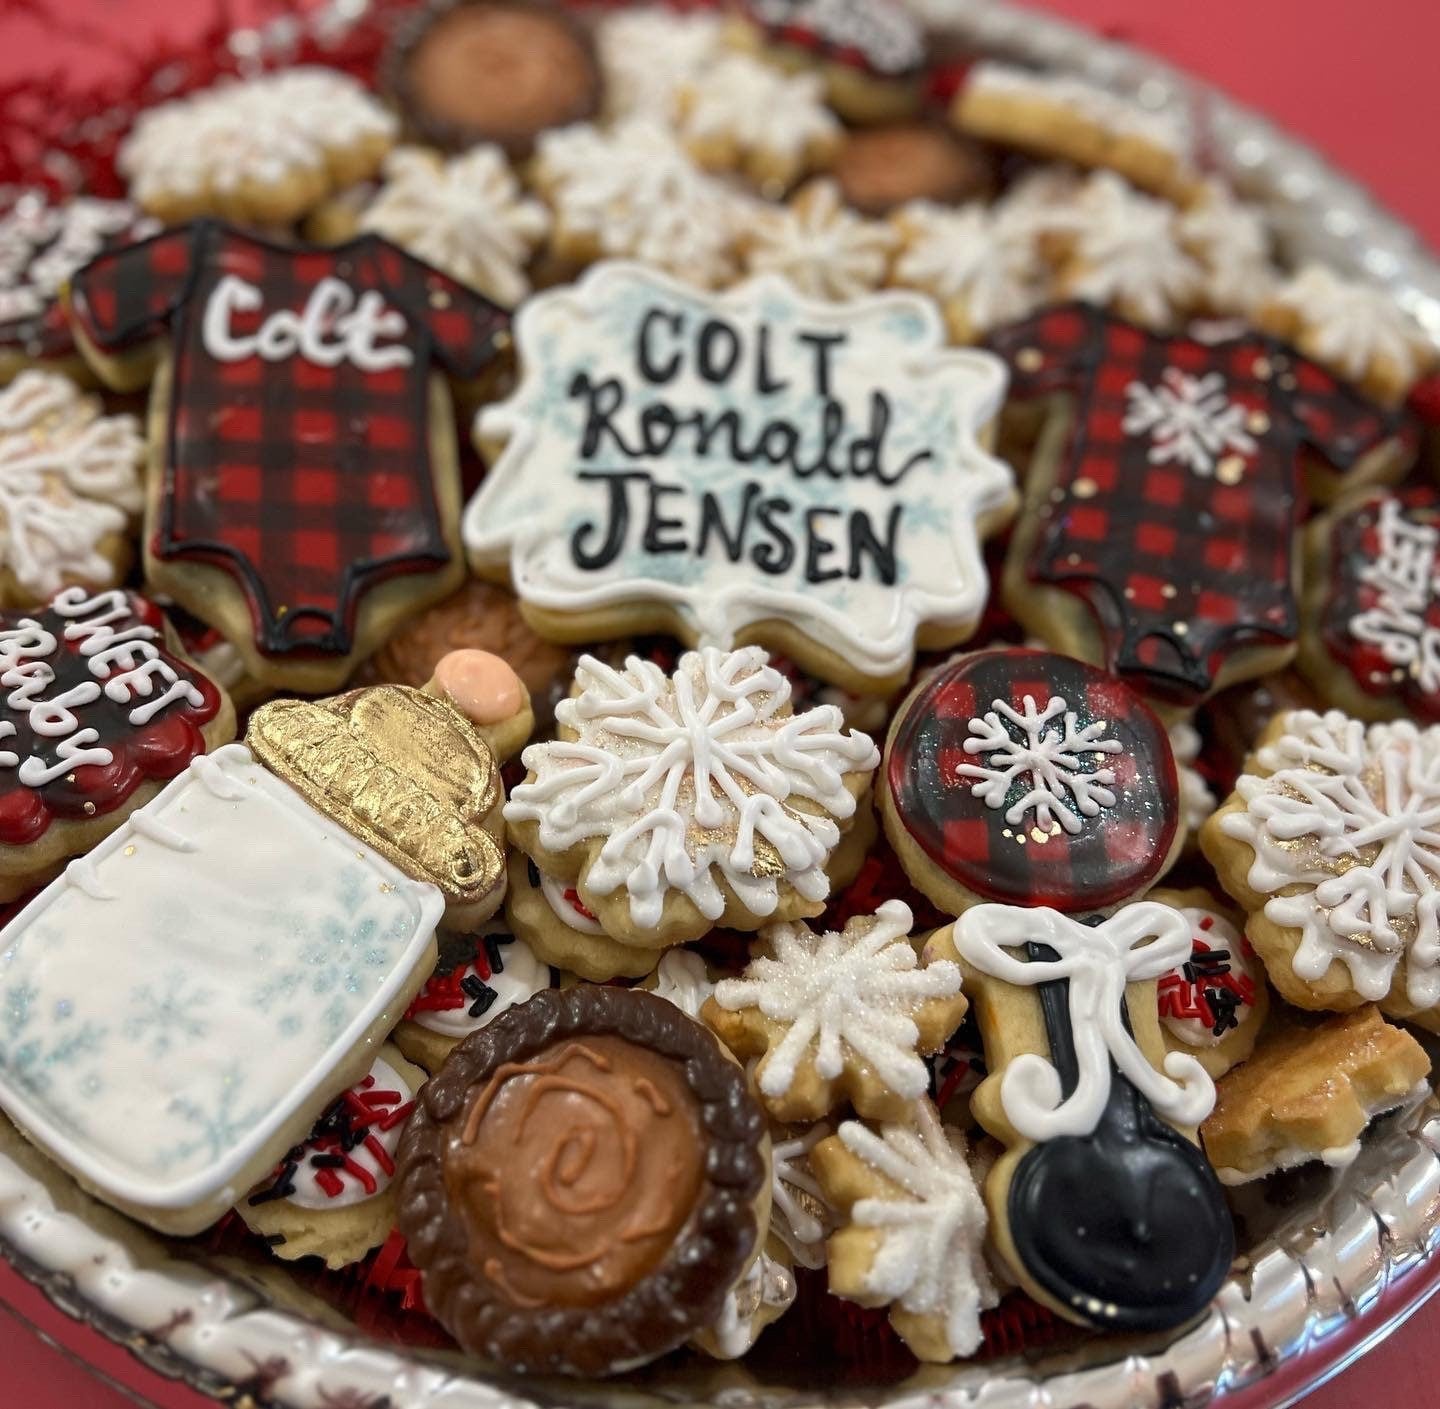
[1122,367,1257,476]
[1350,497,1440,693]
[0,371,144,604]
[505,648,878,928]
[713,900,959,1103]
[957,693,1122,835]
[836,1101,996,1358]
[1221,711,1440,1010]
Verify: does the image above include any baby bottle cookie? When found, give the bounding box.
[939,901,1232,1331]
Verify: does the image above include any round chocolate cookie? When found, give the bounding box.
[386,0,600,155]
[834,124,995,215]
[396,986,768,1376]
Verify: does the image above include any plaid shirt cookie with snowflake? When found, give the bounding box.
[989,302,1417,706]
[884,647,1180,913]
[66,220,509,685]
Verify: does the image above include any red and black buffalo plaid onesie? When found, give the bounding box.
[988,303,1415,705]
[67,221,508,660]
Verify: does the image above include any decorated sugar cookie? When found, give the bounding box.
[595,7,726,122]
[0,193,155,381]
[421,647,534,762]
[939,901,1231,1331]
[0,586,234,900]
[356,145,550,307]
[952,62,1200,203]
[834,125,994,216]
[812,1098,996,1362]
[1176,179,1277,320]
[1149,886,1269,1079]
[769,1119,836,1268]
[0,742,442,1234]
[881,648,1183,916]
[66,221,510,693]
[1259,263,1435,407]
[1203,709,1440,1028]
[0,371,144,607]
[396,986,769,1377]
[504,647,879,953]
[394,928,553,1074]
[385,0,600,155]
[1202,1006,1429,1184]
[464,260,1016,694]
[238,1044,424,1268]
[1300,486,1440,722]
[118,68,396,225]
[643,945,718,1020]
[991,303,1418,705]
[705,899,967,1121]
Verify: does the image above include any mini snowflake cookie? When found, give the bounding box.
[705,899,967,1122]
[1258,262,1436,407]
[739,179,898,301]
[0,370,144,607]
[676,51,842,191]
[1176,178,1279,319]
[881,648,1184,916]
[1204,709,1440,1028]
[118,68,397,225]
[357,145,549,307]
[530,120,743,287]
[238,1044,424,1268]
[952,61,1200,204]
[504,647,879,952]
[889,199,1049,344]
[595,7,726,121]
[811,1099,996,1362]
[464,259,1017,695]
[1301,487,1440,723]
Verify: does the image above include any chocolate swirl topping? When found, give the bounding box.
[396,986,767,1376]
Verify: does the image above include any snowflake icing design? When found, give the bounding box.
[838,1102,995,1357]
[505,648,879,928]
[1222,711,1440,1008]
[156,1063,272,1173]
[957,693,1122,835]
[0,977,105,1101]
[1122,368,1258,476]
[712,899,960,1101]
[123,975,212,1058]
[771,1122,835,1269]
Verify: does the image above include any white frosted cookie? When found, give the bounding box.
[596,7,727,121]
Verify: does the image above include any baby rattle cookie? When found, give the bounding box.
[505,646,878,955]
[464,258,1016,696]
[0,586,234,902]
[990,302,1419,706]
[66,220,510,694]
[704,899,967,1123]
[1299,486,1440,722]
[881,647,1184,918]
[939,901,1232,1331]
[1203,709,1440,1029]
[1201,1006,1429,1185]
[396,985,770,1376]
[117,69,396,226]
[237,1044,425,1268]
[812,1099,997,1362]
[1149,886,1269,1080]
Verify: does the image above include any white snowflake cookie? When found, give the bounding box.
[813,1099,997,1362]
[0,370,144,605]
[1176,179,1278,319]
[504,647,879,948]
[596,7,726,122]
[357,146,548,307]
[1205,709,1440,1025]
[118,68,396,225]
[704,898,968,1121]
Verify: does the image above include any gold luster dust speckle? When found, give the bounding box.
[1252,356,1273,380]
[83,800,96,815]
[123,845,136,857]
[1016,347,1044,372]
[1216,455,1246,485]
[1246,410,1271,435]
[379,882,395,894]
[1072,477,1098,499]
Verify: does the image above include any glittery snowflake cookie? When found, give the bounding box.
[505,647,879,951]
[595,7,726,122]
[811,1099,996,1362]
[1204,709,1440,1028]
[953,60,1200,203]
[704,899,966,1121]
[1258,262,1436,407]
[739,179,898,301]
[676,52,842,191]
[118,68,397,225]
[0,371,144,607]
[357,145,548,307]
[1176,178,1279,320]
[530,119,743,287]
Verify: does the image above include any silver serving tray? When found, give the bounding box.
[4,2,1440,1405]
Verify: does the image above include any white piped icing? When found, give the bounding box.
[770,1121,835,1268]
[1169,719,1216,833]
[1350,497,1440,692]
[708,1246,797,1358]
[596,8,726,121]
[648,948,715,1020]
[1177,181,1277,317]
[742,180,897,301]
[537,868,605,936]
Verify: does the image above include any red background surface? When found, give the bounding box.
[0,0,1436,1404]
